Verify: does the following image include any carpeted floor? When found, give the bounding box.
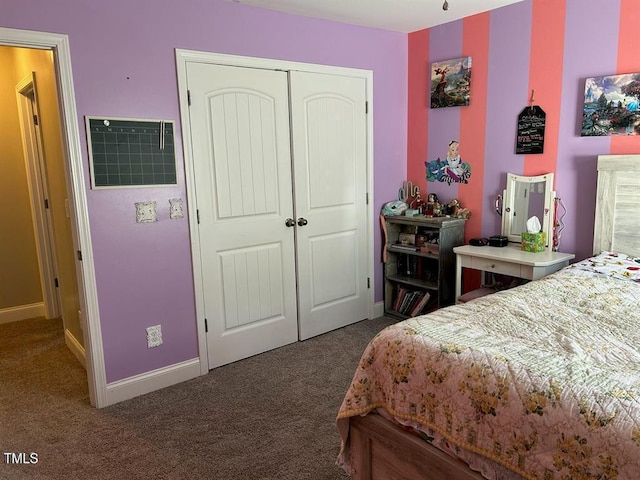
[0,315,395,480]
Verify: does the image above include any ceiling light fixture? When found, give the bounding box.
[442,0,449,11]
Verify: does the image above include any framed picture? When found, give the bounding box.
[581,73,640,136]
[430,56,472,108]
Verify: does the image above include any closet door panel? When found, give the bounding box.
[305,96,356,208]
[290,71,369,340]
[187,62,297,368]
[210,92,279,218]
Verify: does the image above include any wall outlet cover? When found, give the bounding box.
[146,324,162,348]
[169,198,184,219]
[135,201,158,223]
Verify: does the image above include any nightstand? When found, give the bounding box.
[453,245,575,302]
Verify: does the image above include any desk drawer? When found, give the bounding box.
[470,257,521,277]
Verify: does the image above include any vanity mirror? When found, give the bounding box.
[498,172,555,248]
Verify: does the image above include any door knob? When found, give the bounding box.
[297,217,308,226]
[285,218,295,227]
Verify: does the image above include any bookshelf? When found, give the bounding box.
[383,215,465,319]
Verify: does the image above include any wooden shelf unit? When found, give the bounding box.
[383,215,465,319]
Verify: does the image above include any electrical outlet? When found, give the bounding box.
[146,325,162,348]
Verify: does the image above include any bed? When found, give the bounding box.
[337,154,640,480]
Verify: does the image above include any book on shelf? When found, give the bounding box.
[393,287,408,311]
[409,291,431,316]
[398,291,416,314]
[391,287,433,316]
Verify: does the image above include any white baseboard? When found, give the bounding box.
[65,328,86,369]
[373,300,384,318]
[0,303,45,325]
[105,358,202,407]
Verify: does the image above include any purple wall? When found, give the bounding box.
[481,2,532,238]
[555,0,618,259]
[1,0,407,381]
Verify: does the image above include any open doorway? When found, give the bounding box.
[1,44,86,385]
[0,27,105,407]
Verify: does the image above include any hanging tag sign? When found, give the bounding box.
[516,105,546,154]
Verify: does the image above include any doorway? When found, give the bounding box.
[1,43,86,385]
[0,27,104,407]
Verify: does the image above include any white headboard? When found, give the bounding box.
[593,155,640,257]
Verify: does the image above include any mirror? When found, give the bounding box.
[500,172,555,248]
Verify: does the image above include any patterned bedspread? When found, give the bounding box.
[337,252,640,480]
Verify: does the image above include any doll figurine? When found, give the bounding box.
[426,193,439,214]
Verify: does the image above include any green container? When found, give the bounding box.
[521,232,546,252]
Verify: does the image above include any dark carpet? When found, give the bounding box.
[0,315,394,480]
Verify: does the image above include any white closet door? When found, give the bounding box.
[289,71,369,340]
[187,62,298,368]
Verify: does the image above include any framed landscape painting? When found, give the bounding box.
[430,56,472,108]
[581,72,640,136]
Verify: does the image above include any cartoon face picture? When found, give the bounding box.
[425,140,471,184]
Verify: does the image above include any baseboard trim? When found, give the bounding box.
[0,303,45,325]
[105,358,202,407]
[65,328,86,369]
[373,300,384,318]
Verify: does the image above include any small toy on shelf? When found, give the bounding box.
[424,195,471,219]
[456,208,472,219]
[399,181,422,216]
[447,198,460,216]
[425,193,439,216]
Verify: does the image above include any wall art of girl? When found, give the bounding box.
[425,140,472,184]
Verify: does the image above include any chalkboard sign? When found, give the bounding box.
[86,117,177,188]
[516,105,546,154]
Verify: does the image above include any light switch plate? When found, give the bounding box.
[169,198,184,219]
[135,201,158,223]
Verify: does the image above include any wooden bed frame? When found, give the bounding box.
[349,414,485,480]
[346,154,640,480]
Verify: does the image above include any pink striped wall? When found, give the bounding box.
[408,0,640,269]
[523,0,565,177]
[458,13,490,292]
[611,0,640,155]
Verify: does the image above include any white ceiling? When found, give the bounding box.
[229,0,524,33]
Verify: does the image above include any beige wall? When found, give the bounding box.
[0,47,42,308]
[1,46,83,346]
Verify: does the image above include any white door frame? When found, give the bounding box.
[0,27,106,408]
[175,49,375,373]
[15,72,62,320]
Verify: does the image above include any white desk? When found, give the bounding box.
[453,245,575,301]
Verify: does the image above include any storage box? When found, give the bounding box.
[488,235,508,247]
[521,232,546,252]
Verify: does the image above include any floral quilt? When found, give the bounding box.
[337,252,640,479]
